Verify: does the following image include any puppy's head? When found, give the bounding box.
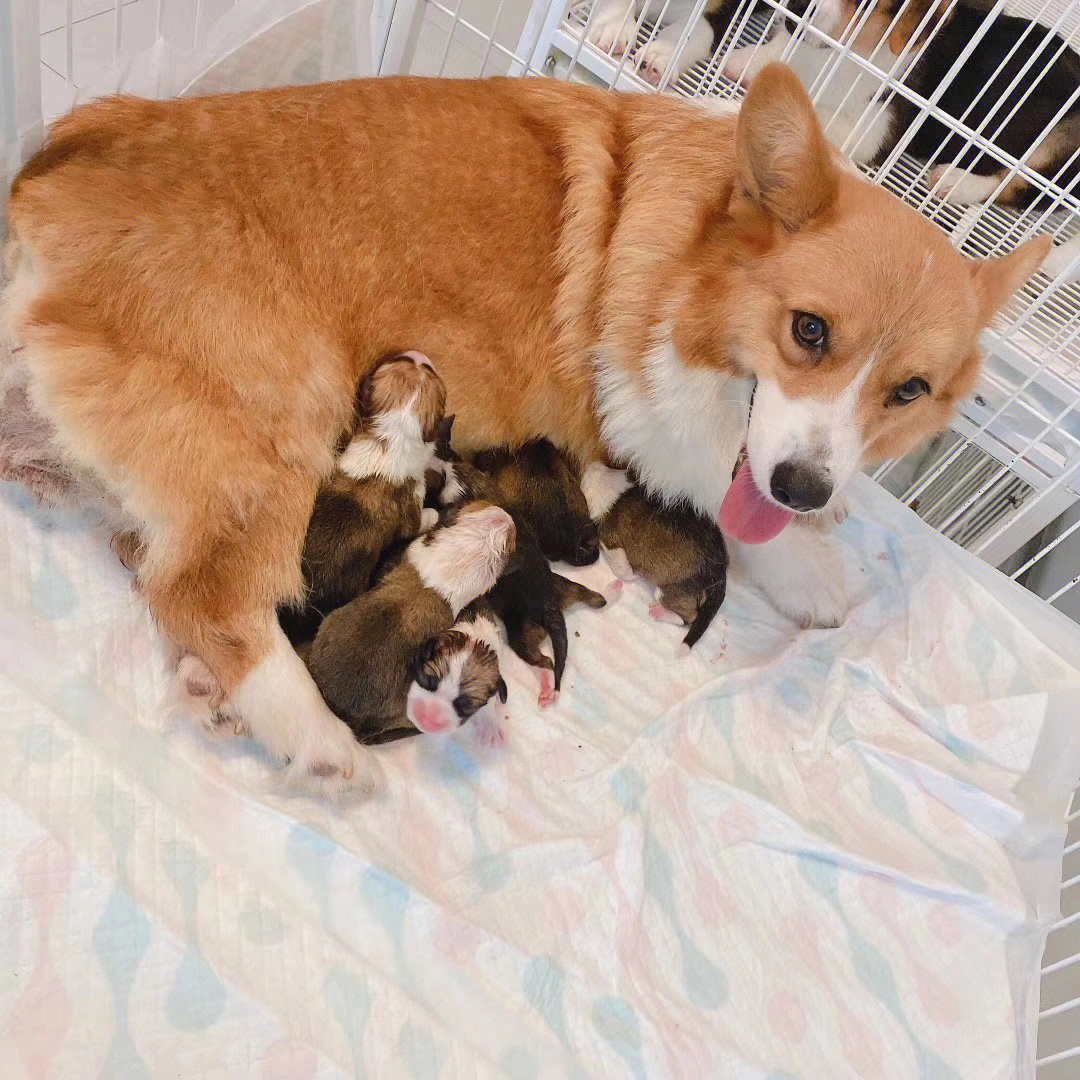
[356,351,447,442]
[409,500,517,611]
[677,63,1049,544]
[474,441,600,566]
[405,629,507,734]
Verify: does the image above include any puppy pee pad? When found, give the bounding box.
[1,475,1079,1080]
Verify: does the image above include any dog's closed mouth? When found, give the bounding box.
[719,456,794,545]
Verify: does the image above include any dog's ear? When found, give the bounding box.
[970,236,1052,326]
[496,676,508,704]
[437,414,455,447]
[414,635,441,673]
[735,62,839,230]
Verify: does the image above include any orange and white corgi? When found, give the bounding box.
[2,65,1047,798]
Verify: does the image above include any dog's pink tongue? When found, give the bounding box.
[718,460,794,544]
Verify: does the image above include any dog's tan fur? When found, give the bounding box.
[3,67,1047,738]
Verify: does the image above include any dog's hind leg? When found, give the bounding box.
[140,470,384,802]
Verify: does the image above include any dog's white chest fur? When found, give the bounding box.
[592,332,752,517]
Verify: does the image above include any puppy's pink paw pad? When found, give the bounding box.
[649,602,684,626]
[537,670,558,708]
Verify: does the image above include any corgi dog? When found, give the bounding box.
[2,66,1047,799]
[720,0,1080,275]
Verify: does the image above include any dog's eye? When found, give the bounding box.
[792,312,829,351]
[893,377,930,404]
[452,694,475,720]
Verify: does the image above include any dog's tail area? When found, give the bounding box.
[544,601,569,690]
[682,572,727,650]
[553,573,607,611]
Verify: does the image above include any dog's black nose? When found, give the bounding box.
[770,460,832,512]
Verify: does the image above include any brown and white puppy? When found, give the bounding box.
[279,351,445,643]
[403,620,509,743]
[2,67,1047,797]
[306,501,515,741]
[583,462,728,649]
[473,441,599,566]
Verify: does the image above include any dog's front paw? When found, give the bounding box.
[724,44,768,85]
[639,36,682,86]
[927,164,999,206]
[589,2,637,56]
[730,527,848,629]
[284,715,384,802]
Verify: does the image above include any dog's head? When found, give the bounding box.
[356,351,447,443]
[406,628,507,734]
[474,441,600,566]
[677,63,1048,542]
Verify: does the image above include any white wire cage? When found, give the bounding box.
[1,0,1079,1072]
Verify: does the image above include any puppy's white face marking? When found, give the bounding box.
[580,463,631,521]
[407,506,515,616]
[592,330,753,518]
[406,668,464,735]
[337,402,435,487]
[458,612,504,653]
[746,356,875,509]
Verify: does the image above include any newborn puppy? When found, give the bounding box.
[306,500,516,740]
[473,440,598,566]
[279,352,446,643]
[582,463,728,650]
[435,452,607,706]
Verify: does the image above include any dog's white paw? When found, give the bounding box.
[724,44,769,85]
[639,36,682,86]
[283,715,384,802]
[589,3,637,56]
[420,507,439,532]
[229,626,383,802]
[928,165,1000,206]
[649,601,686,627]
[730,527,848,630]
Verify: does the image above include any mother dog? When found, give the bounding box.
[2,65,1047,798]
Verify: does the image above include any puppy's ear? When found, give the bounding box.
[735,62,839,230]
[414,635,441,672]
[970,236,1053,326]
[355,372,376,418]
[496,677,508,704]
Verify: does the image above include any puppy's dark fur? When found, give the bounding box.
[474,441,599,566]
[307,558,453,740]
[449,458,606,690]
[600,481,728,648]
